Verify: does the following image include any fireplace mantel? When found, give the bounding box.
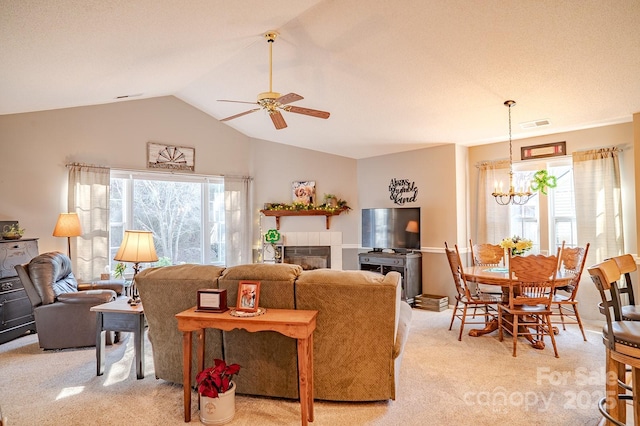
[260,208,348,230]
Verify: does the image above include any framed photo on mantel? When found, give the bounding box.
[292,181,316,205]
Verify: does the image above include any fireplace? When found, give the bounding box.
[283,246,331,270]
[259,231,343,269]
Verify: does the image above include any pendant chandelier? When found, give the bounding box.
[492,100,533,205]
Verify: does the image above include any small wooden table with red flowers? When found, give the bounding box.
[175,307,318,425]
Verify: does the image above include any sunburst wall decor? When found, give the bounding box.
[147,142,195,172]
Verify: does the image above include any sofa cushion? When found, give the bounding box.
[28,252,78,304]
[220,263,302,288]
[295,269,402,401]
[136,264,226,385]
[218,263,302,398]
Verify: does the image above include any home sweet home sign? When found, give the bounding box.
[389,178,418,205]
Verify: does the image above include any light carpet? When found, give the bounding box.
[0,308,606,425]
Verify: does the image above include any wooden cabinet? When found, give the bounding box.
[358,251,422,306]
[0,238,38,344]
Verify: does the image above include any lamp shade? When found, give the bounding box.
[114,230,158,263]
[405,220,419,234]
[52,213,82,237]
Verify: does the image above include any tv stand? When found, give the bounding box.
[358,251,422,306]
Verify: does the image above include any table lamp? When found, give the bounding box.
[113,230,158,299]
[52,213,82,258]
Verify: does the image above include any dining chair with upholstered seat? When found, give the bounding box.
[498,251,561,358]
[445,242,499,341]
[550,242,590,341]
[588,259,640,425]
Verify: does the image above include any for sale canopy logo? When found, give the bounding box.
[389,178,418,205]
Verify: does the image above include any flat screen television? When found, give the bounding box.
[361,207,420,250]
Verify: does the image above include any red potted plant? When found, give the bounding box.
[196,359,241,425]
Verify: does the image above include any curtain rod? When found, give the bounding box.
[66,163,252,180]
[66,162,110,170]
[115,168,253,180]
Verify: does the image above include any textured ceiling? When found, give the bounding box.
[2,0,640,159]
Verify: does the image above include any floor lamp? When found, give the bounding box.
[113,230,158,301]
[52,213,82,258]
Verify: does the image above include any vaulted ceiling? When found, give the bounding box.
[2,1,640,159]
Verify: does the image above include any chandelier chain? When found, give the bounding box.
[508,102,513,169]
[491,100,533,206]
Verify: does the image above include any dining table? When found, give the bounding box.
[463,265,574,348]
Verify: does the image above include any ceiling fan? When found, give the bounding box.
[218,32,330,130]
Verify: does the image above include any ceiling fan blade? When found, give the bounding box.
[220,108,260,122]
[217,99,258,105]
[286,105,330,119]
[276,93,304,105]
[270,111,288,129]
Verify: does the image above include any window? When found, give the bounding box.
[548,165,576,250]
[510,160,576,254]
[110,170,225,271]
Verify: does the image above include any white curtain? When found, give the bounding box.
[572,147,623,263]
[67,163,110,281]
[475,160,510,244]
[224,176,252,266]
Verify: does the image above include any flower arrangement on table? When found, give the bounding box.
[499,236,533,256]
[196,358,241,398]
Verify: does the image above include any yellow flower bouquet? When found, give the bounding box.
[499,236,533,256]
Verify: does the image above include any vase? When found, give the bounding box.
[199,382,236,425]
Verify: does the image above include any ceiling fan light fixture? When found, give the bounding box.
[258,91,281,101]
[217,31,330,129]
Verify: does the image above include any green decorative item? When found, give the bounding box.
[530,170,557,195]
[265,229,281,243]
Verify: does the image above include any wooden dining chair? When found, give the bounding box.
[550,242,590,341]
[469,239,505,298]
[445,242,499,341]
[588,259,640,426]
[498,251,560,357]
[469,239,506,267]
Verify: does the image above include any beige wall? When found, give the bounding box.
[0,96,357,260]
[249,138,360,268]
[1,95,637,320]
[468,122,636,320]
[468,122,636,254]
[354,122,636,320]
[356,144,462,297]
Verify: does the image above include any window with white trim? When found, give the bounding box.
[109,170,225,271]
[510,159,576,254]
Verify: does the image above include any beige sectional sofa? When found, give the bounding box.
[136,263,412,402]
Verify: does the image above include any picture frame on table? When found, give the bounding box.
[236,281,261,313]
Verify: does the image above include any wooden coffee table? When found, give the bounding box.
[176,307,318,425]
[90,298,145,379]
